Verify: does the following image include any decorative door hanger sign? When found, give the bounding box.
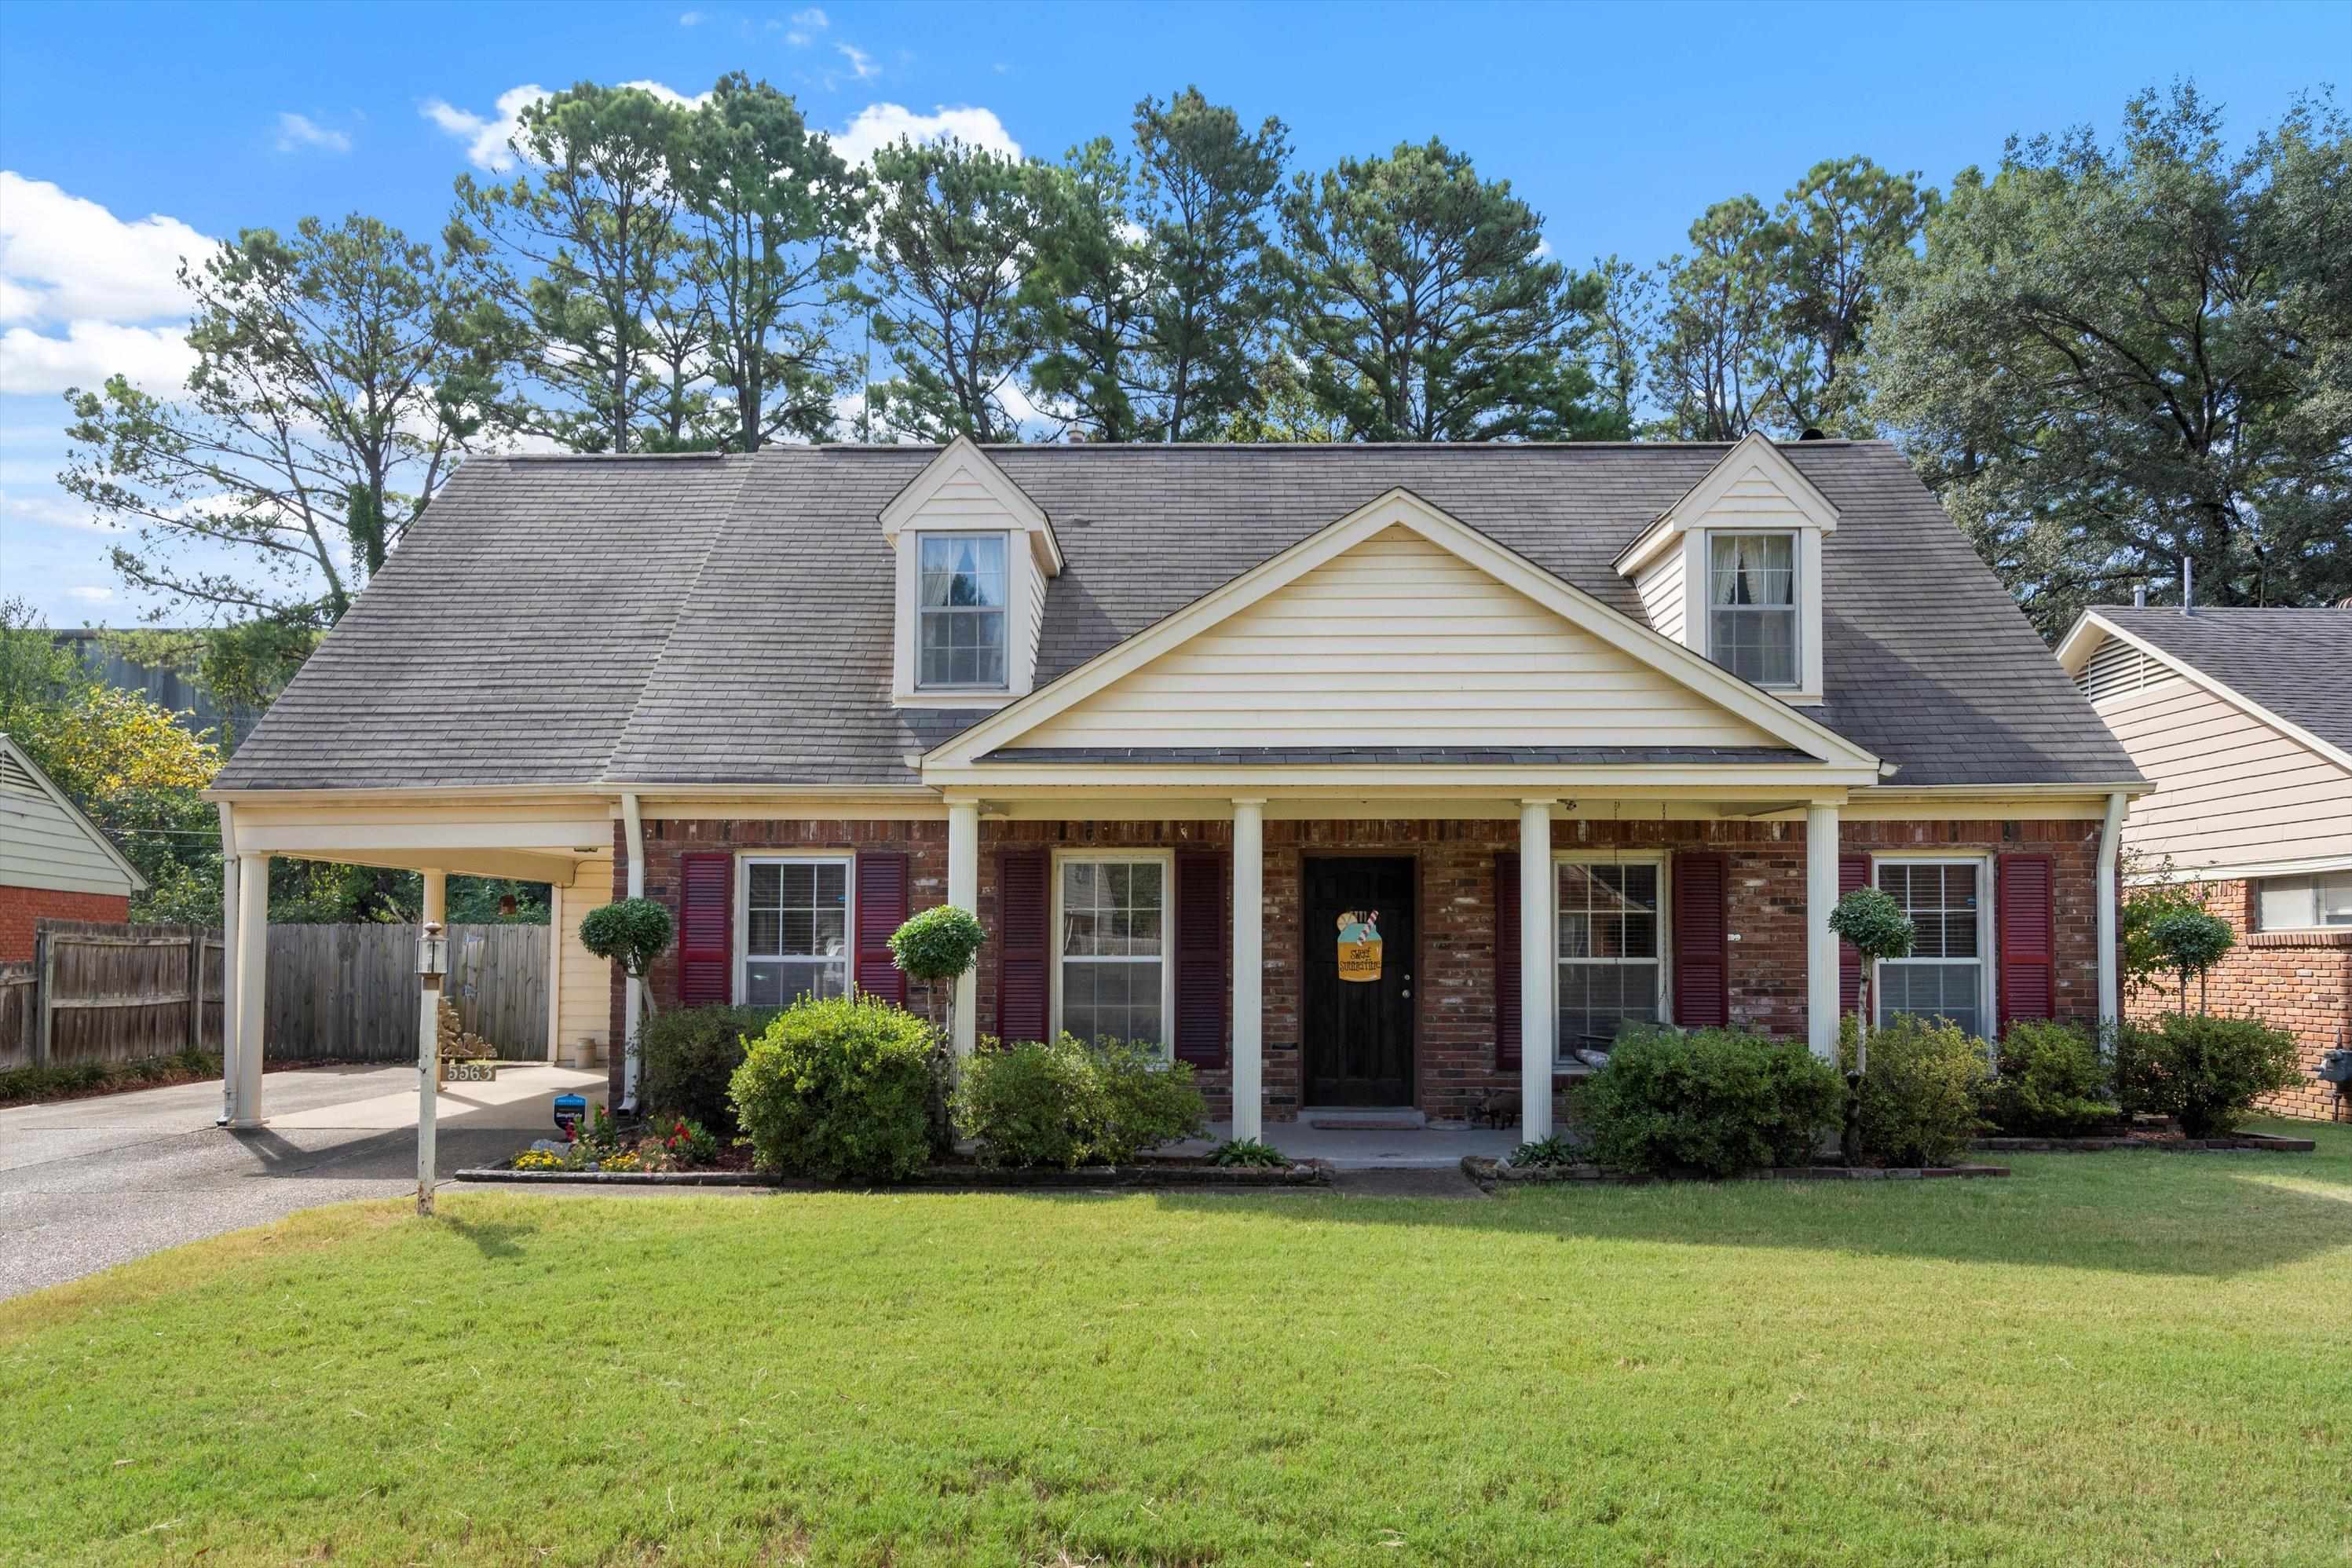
[1336,910,1383,982]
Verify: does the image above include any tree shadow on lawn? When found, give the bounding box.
[437,1212,538,1261]
[1139,1157,2352,1281]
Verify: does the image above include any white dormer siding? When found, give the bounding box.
[1614,433,1837,705]
[879,438,1063,709]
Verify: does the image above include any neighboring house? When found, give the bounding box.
[0,733,146,961]
[2058,606,2352,1121]
[51,630,234,744]
[203,434,2145,1135]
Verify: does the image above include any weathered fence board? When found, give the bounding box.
[0,919,547,1070]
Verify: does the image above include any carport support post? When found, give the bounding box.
[231,852,269,1128]
[1519,799,1556,1141]
[217,804,240,1126]
[418,870,446,1216]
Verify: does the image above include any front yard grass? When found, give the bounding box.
[4,1120,2347,1567]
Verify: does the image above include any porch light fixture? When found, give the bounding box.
[416,921,449,978]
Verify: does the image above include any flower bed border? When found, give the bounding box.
[1461,1155,2010,1188]
[456,1157,1330,1190]
[1970,1131,2314,1154]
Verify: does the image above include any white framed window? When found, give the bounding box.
[1875,857,1992,1037]
[739,855,853,1006]
[1052,852,1172,1050]
[1707,531,1798,687]
[2255,870,2352,931]
[916,532,1009,689]
[1554,853,1667,1058]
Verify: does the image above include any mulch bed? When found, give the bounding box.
[458,1153,1330,1190]
[1461,1155,2010,1189]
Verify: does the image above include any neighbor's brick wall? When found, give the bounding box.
[0,886,131,963]
[612,815,2108,1124]
[2124,878,2351,1123]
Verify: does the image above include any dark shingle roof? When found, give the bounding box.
[217,440,2142,792]
[2090,606,2352,755]
[981,746,1818,766]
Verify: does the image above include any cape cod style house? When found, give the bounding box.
[206,434,2147,1138]
[2058,605,2352,1120]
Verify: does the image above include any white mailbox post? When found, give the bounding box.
[415,919,448,1216]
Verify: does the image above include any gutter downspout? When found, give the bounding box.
[621,791,646,1113]
[2096,790,2127,1036]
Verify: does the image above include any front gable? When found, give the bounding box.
[927,489,1880,776]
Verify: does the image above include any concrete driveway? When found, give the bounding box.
[0,1063,603,1301]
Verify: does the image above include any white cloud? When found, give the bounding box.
[792,7,829,26]
[0,322,199,395]
[1531,237,1554,260]
[0,488,107,532]
[422,82,714,172]
[785,31,811,46]
[0,172,208,326]
[827,104,1020,166]
[63,584,114,603]
[273,112,351,154]
[836,42,880,80]
[679,9,706,24]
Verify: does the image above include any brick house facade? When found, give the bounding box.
[2124,877,2352,1124]
[610,813,2104,1124]
[0,886,131,964]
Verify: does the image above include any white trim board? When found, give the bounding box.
[924,488,1881,776]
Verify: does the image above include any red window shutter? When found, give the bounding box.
[995,847,1050,1044]
[678,851,733,1007]
[1838,852,1871,1018]
[1672,852,1729,1028]
[1494,850,1521,1069]
[1172,850,1228,1068]
[855,852,909,1004]
[1997,852,2057,1033]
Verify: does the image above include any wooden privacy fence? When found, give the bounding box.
[1,919,551,1072]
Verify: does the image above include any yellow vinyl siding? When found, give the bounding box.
[1019,526,1780,750]
[554,858,614,1056]
[1634,550,1686,642]
[2100,678,2352,869]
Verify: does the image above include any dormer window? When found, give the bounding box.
[1707,532,1798,687]
[918,533,1010,689]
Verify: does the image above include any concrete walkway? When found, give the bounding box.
[0,1064,601,1301]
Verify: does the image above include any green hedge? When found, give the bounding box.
[1982,1020,2115,1136]
[2116,1012,2300,1138]
[952,1035,1206,1169]
[1842,1014,1987,1168]
[1576,1027,1844,1178]
[639,1004,781,1134]
[729,996,941,1182]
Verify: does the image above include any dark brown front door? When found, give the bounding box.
[1301,856,1415,1106]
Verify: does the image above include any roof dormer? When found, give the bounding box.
[880,437,1063,709]
[1614,433,1838,705]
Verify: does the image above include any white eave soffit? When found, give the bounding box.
[1615,432,1842,576]
[924,485,1881,774]
[876,435,1063,576]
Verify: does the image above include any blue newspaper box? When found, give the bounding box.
[553,1093,587,1137]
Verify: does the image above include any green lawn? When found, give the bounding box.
[5,1122,2349,1568]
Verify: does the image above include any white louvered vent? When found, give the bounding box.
[0,750,36,792]
[2076,638,2176,704]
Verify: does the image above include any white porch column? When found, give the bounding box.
[1231,799,1265,1142]
[621,792,646,1109]
[419,868,446,1209]
[947,798,979,1058]
[1519,799,1555,1139]
[2096,790,2127,1031]
[231,851,269,1128]
[216,803,240,1127]
[1805,803,1842,1059]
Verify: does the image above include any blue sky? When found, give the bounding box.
[1,0,2343,627]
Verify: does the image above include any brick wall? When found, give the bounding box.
[612,814,2109,1124]
[0,886,131,963]
[2125,878,2352,1124]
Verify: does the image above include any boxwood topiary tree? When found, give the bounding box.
[888,904,986,1036]
[1827,885,1914,1050]
[580,897,675,1058]
[2148,907,2234,1012]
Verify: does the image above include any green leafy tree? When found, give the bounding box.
[1128,88,1289,441]
[1023,139,1154,441]
[1582,254,1655,433]
[1271,138,1613,441]
[855,138,1047,441]
[1871,83,2352,638]
[448,82,697,454]
[682,73,867,451]
[2148,908,2236,1012]
[1219,345,1347,442]
[1762,157,1933,433]
[1828,885,1915,1048]
[60,215,491,622]
[1648,196,1780,440]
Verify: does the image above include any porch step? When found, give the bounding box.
[1305,1109,1427,1131]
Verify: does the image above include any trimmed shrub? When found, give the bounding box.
[1575,1026,1845,1178]
[952,1034,1206,1168]
[887,905,986,988]
[730,996,940,1182]
[1208,1137,1289,1168]
[1982,1020,2115,1136]
[638,1003,781,1134]
[2116,1012,2300,1138]
[1509,1132,1582,1169]
[1840,1014,1987,1167]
